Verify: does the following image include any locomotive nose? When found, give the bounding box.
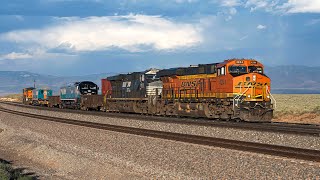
[233,73,271,101]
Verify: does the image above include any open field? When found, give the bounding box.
[0,94,22,102]
[272,94,320,124]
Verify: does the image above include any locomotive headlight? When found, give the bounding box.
[267,95,270,99]
[253,75,256,82]
[248,94,251,98]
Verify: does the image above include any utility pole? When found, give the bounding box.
[33,79,36,89]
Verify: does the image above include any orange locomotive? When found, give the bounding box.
[22,87,35,105]
[159,59,274,122]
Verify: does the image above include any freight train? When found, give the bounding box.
[23,59,275,122]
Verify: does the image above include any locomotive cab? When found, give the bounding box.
[23,87,35,105]
[220,59,275,121]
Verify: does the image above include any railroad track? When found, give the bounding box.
[1,101,320,136]
[0,105,320,163]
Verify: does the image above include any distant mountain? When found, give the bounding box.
[0,65,319,95]
[0,71,113,95]
[265,65,320,94]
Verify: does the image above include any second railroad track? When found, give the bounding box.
[0,105,320,163]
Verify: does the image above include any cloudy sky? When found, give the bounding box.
[0,0,319,75]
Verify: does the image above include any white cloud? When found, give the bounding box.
[0,52,32,60]
[14,15,24,21]
[305,18,320,25]
[257,24,267,29]
[219,0,242,7]
[244,0,320,14]
[239,35,248,40]
[175,0,198,3]
[279,0,320,13]
[245,0,279,12]
[0,14,203,53]
[229,7,238,15]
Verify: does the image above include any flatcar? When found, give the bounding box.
[32,88,52,106]
[59,81,99,109]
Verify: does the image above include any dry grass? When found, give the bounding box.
[0,94,22,102]
[272,94,320,125]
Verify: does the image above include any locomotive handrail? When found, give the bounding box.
[266,85,276,109]
[233,85,252,111]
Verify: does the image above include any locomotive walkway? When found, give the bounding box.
[1,101,320,137]
[0,105,320,163]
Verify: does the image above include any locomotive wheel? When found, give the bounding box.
[81,106,88,111]
[133,102,143,114]
[165,104,177,116]
[203,104,216,119]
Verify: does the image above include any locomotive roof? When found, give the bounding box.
[61,81,97,87]
[216,59,262,68]
[157,63,218,77]
[33,88,52,90]
[107,68,160,81]
[23,87,35,90]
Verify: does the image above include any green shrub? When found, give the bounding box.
[0,161,35,180]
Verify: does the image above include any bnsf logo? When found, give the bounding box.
[181,81,198,87]
[235,82,268,88]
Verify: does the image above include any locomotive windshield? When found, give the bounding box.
[248,66,263,74]
[228,66,247,74]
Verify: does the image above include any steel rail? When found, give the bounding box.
[0,105,320,163]
[1,101,320,136]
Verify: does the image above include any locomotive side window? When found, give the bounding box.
[60,88,66,95]
[217,66,226,76]
[211,65,216,73]
[221,67,225,75]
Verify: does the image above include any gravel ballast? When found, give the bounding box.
[0,109,319,179]
[1,103,320,151]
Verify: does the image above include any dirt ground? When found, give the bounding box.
[272,113,320,125]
